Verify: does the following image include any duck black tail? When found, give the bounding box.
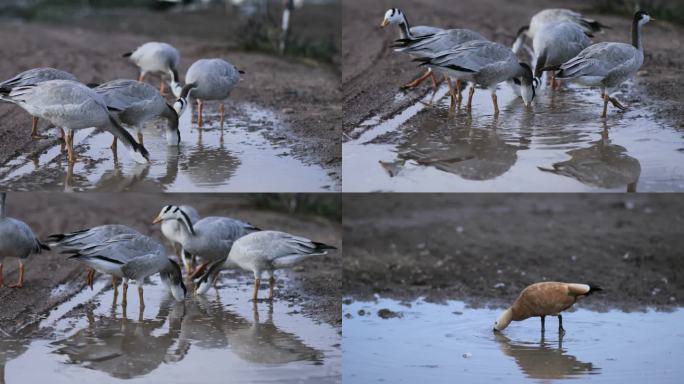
[587,284,603,295]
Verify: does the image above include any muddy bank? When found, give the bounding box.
[342,194,684,311]
[0,193,341,335]
[342,0,684,137]
[0,5,340,188]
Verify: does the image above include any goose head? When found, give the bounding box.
[635,10,654,26]
[153,205,196,236]
[493,308,513,332]
[173,96,188,118]
[381,8,405,27]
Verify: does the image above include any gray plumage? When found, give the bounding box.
[0,192,48,261]
[533,22,591,78]
[47,224,140,249]
[556,11,653,115]
[0,80,149,163]
[179,58,242,101]
[528,8,608,38]
[196,230,336,296]
[125,42,181,97]
[95,79,180,146]
[154,205,259,265]
[63,231,185,301]
[393,29,487,58]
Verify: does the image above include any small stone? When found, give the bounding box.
[571,255,577,261]
[456,226,464,233]
[493,283,505,289]
[623,252,630,260]
[377,308,402,319]
[453,311,463,315]
[462,352,472,358]
[357,309,366,316]
[624,201,635,210]
[281,107,295,114]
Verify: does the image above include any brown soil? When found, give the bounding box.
[0,4,340,186]
[343,194,684,311]
[0,193,341,334]
[342,0,684,137]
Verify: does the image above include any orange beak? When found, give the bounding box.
[152,215,162,224]
[380,19,389,27]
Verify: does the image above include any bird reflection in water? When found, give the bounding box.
[494,332,599,380]
[539,121,641,191]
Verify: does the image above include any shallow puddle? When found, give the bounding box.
[343,298,684,383]
[343,82,684,192]
[0,274,340,384]
[0,103,336,192]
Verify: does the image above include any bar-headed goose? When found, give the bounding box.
[152,205,259,275]
[493,282,602,334]
[556,11,653,117]
[393,28,488,102]
[195,230,336,300]
[416,40,536,112]
[0,67,77,139]
[123,42,182,97]
[533,22,591,89]
[48,224,141,288]
[95,79,181,148]
[513,9,609,55]
[0,192,49,288]
[0,80,149,164]
[380,8,444,89]
[173,58,244,129]
[64,232,186,307]
[159,205,200,270]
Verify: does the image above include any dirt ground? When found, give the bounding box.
[0,3,341,185]
[0,193,341,334]
[342,0,684,137]
[343,194,684,311]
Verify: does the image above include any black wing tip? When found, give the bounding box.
[588,284,604,294]
[238,69,245,74]
[122,52,133,58]
[39,241,51,251]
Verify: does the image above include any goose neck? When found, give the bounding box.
[632,18,643,51]
[399,13,412,39]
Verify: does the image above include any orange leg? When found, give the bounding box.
[467,86,475,110]
[138,285,145,309]
[138,73,145,82]
[602,93,609,118]
[189,260,210,280]
[197,100,204,128]
[137,131,144,146]
[219,103,225,129]
[252,277,261,301]
[159,81,166,96]
[30,116,47,139]
[122,280,129,308]
[66,130,76,164]
[268,276,275,301]
[401,69,433,89]
[8,261,24,288]
[492,93,499,114]
[111,136,118,150]
[87,268,95,289]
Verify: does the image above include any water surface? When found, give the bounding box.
[343,298,684,383]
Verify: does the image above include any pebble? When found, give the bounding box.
[462,352,472,358]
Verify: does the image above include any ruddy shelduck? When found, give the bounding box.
[493,282,602,334]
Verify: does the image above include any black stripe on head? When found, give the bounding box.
[163,205,173,214]
[390,8,395,16]
[178,208,195,235]
[517,25,530,37]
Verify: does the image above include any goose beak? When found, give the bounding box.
[152,215,162,224]
[380,19,389,27]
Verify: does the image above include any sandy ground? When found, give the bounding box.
[0,193,341,334]
[342,0,684,137]
[343,194,684,311]
[0,4,341,185]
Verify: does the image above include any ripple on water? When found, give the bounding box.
[343,298,684,383]
[343,83,684,192]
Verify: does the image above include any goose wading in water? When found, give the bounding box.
[173,58,244,129]
[123,42,182,97]
[532,22,592,89]
[380,8,445,90]
[415,40,536,112]
[513,8,609,57]
[0,67,77,139]
[0,193,50,288]
[393,28,488,103]
[152,205,259,276]
[555,11,653,117]
[95,79,181,149]
[493,282,602,334]
[63,232,186,308]
[0,79,149,164]
[158,204,201,270]
[195,230,337,301]
[48,224,142,289]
